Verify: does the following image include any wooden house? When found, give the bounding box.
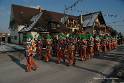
[79,12,107,35]
[9,4,109,44]
[9,4,80,44]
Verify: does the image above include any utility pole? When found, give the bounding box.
[63,0,83,23]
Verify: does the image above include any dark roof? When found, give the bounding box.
[11,4,78,32]
[43,11,77,32]
[82,12,99,27]
[11,4,43,25]
[44,10,78,23]
[81,11,106,27]
[11,4,78,25]
[18,10,71,32]
[45,11,64,22]
[82,11,101,16]
[10,4,106,33]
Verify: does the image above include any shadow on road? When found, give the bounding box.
[0,52,7,54]
[93,45,124,83]
[97,45,124,63]
[94,52,124,63]
[8,54,26,71]
[73,65,107,76]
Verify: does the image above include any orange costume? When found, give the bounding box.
[63,43,75,65]
[101,39,107,53]
[80,40,87,61]
[87,39,94,59]
[94,36,101,56]
[56,41,65,64]
[37,40,43,60]
[26,44,38,72]
[45,39,52,62]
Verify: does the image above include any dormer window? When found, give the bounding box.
[50,22,60,29]
[57,24,60,27]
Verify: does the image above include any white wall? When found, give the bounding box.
[10,29,19,44]
[10,25,26,44]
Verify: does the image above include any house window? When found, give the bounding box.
[51,22,60,29]
[57,24,60,27]
[23,33,27,42]
[51,23,56,28]
[11,36,14,39]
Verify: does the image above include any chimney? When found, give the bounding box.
[38,7,42,12]
[36,5,43,12]
[80,14,83,24]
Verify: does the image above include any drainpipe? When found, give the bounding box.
[5,35,8,43]
[0,36,1,45]
[105,25,106,35]
[18,32,20,45]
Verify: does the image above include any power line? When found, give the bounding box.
[65,0,83,11]
[64,0,83,15]
[101,11,118,18]
[62,0,83,23]
[106,19,124,24]
[110,24,124,26]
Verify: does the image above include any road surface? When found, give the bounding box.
[0,44,124,83]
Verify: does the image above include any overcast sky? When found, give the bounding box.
[0,0,124,33]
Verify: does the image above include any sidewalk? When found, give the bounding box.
[0,44,15,52]
[0,43,25,52]
[6,43,25,51]
[109,45,124,55]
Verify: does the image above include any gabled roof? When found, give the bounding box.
[81,11,106,27]
[45,10,64,22]
[18,10,71,32]
[11,4,78,32]
[11,4,78,25]
[19,12,43,32]
[43,10,78,23]
[10,4,106,33]
[11,4,43,25]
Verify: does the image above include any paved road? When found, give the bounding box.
[0,45,123,83]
